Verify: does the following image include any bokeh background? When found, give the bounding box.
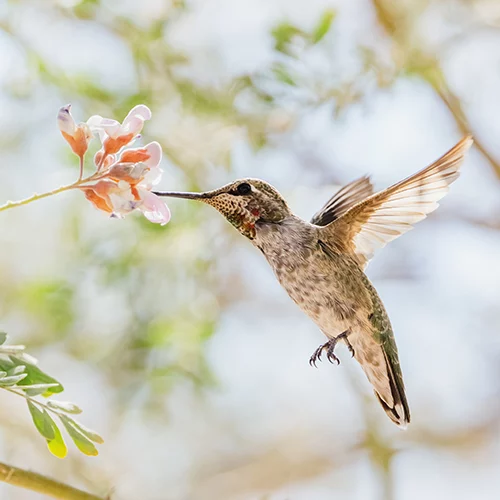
[0,0,500,499]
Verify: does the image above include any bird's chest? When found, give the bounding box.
[255,222,363,331]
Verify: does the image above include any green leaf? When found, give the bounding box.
[8,356,63,396]
[272,22,304,53]
[47,400,83,415]
[70,419,104,444]
[60,416,99,456]
[0,371,7,379]
[311,9,336,44]
[0,358,15,372]
[0,332,7,345]
[8,365,26,376]
[27,401,56,440]
[47,422,67,459]
[18,383,60,395]
[0,345,26,354]
[0,373,28,386]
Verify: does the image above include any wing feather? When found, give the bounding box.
[311,176,374,226]
[322,136,473,267]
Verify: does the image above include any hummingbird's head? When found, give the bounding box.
[154,178,291,239]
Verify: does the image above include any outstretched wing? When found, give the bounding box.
[322,136,473,268]
[311,176,374,226]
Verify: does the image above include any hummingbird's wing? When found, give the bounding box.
[322,136,473,268]
[310,176,374,227]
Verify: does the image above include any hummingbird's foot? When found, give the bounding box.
[309,338,341,367]
[309,331,354,367]
[337,331,355,358]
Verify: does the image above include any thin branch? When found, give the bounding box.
[0,462,105,500]
[3,386,72,421]
[0,171,105,213]
[434,85,500,178]
[0,182,80,213]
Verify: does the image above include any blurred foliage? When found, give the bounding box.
[18,281,74,339]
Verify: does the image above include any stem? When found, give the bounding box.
[0,172,102,214]
[3,387,68,420]
[0,462,104,500]
[79,156,84,181]
[0,182,80,213]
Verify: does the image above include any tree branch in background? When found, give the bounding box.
[434,85,500,178]
[372,0,500,179]
[0,462,105,500]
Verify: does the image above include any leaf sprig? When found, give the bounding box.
[0,332,103,458]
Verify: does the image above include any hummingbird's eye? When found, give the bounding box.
[236,183,252,195]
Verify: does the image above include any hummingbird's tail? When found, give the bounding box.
[350,329,411,427]
[373,348,411,427]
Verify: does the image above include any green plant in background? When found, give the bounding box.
[0,332,103,458]
[0,333,104,498]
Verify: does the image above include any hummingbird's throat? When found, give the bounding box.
[204,196,260,239]
[225,209,260,239]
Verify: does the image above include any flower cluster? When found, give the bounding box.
[57,104,170,225]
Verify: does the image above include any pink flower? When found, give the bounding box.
[137,190,171,225]
[81,179,170,225]
[57,105,93,159]
[80,180,139,217]
[119,141,162,168]
[87,105,151,156]
[107,142,162,185]
[58,103,170,226]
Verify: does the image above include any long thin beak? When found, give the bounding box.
[152,190,209,200]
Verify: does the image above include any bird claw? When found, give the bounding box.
[309,345,324,368]
[309,331,354,367]
[309,338,340,367]
[340,332,356,358]
[326,348,340,365]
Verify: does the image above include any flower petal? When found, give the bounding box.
[121,115,145,137]
[120,149,151,164]
[87,115,123,140]
[138,190,171,225]
[87,115,109,142]
[121,105,151,137]
[90,180,139,216]
[143,141,162,168]
[108,162,149,184]
[140,166,163,188]
[94,150,116,169]
[119,141,162,168]
[123,105,152,125]
[57,105,77,135]
[58,105,92,158]
[80,182,116,213]
[103,134,135,155]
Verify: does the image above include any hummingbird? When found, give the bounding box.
[155,136,473,426]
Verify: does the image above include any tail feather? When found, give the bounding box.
[349,330,411,428]
[375,348,410,427]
